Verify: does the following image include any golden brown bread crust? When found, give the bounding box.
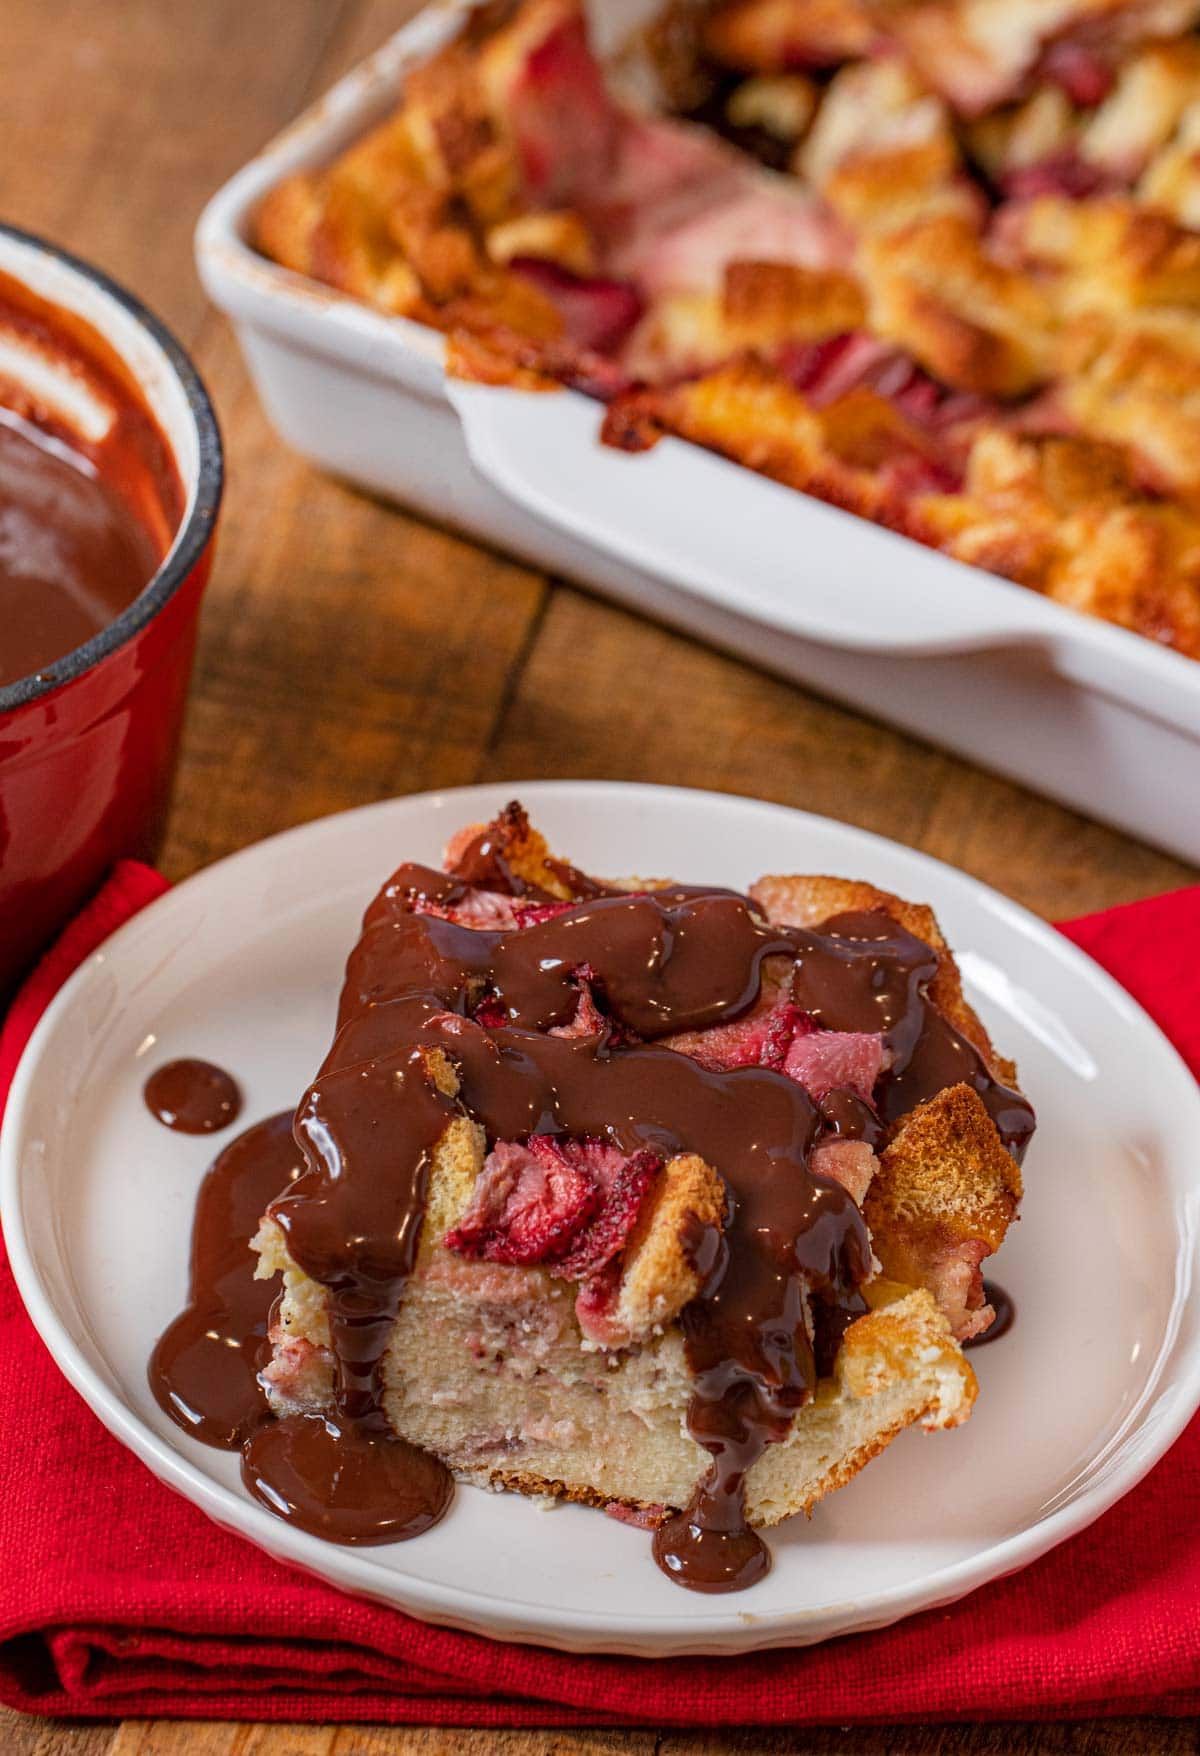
[918,429,1200,656]
[866,1083,1023,1338]
[799,58,976,233]
[862,0,1200,116]
[723,259,867,336]
[860,214,1054,398]
[613,1151,726,1343]
[255,174,327,281]
[623,263,867,383]
[599,358,952,544]
[825,137,979,235]
[749,871,1025,1332]
[442,801,580,899]
[702,0,875,73]
[749,872,1017,1083]
[1002,195,1200,316]
[871,1084,1023,1257]
[967,39,1200,191]
[472,1466,662,1517]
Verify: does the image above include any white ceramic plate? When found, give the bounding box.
[4,782,1200,1657]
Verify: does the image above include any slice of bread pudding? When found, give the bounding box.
[249,802,1032,1588]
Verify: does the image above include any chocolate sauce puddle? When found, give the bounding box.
[149,1112,296,1447]
[150,826,1034,1588]
[144,1058,242,1134]
[149,1108,455,1542]
[242,1414,452,1545]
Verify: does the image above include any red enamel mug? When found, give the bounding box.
[0,225,222,995]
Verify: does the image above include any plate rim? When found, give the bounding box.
[4,778,1200,1657]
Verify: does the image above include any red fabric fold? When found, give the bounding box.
[1,869,1198,1725]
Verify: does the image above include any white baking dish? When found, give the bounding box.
[196,0,1200,863]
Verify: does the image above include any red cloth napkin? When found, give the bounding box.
[2,867,1199,1726]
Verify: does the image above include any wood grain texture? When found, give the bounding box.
[1,0,1196,1751]
[0,1707,115,1756]
[0,0,354,350]
[105,1726,658,1755]
[6,1713,1197,1754]
[161,325,548,877]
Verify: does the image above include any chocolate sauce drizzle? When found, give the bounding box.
[150,815,1033,1588]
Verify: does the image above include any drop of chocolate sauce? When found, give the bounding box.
[653,1509,771,1593]
[144,1058,242,1135]
[963,1280,1016,1348]
[241,1413,452,1545]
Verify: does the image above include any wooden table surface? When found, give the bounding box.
[2,1,1197,1750]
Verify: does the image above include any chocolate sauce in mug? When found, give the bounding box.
[150,815,1034,1587]
[0,266,182,692]
[0,408,160,687]
[144,1058,242,1134]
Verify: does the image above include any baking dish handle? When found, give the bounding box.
[448,380,1059,659]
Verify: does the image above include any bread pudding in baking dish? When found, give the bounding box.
[254,0,1200,660]
[148,802,1034,1589]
